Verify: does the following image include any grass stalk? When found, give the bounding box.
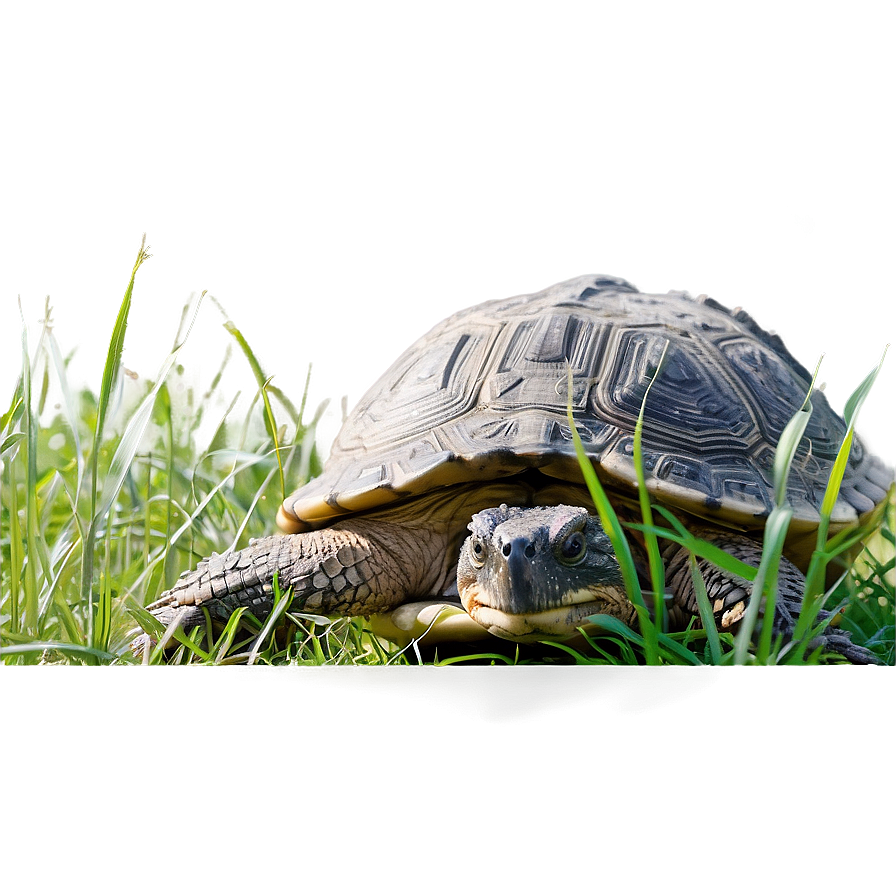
[81,236,150,647]
[223,321,286,503]
[18,300,40,637]
[688,555,722,664]
[788,349,890,660]
[565,365,659,664]
[4,454,23,639]
[631,340,669,628]
[46,328,85,503]
[734,362,817,664]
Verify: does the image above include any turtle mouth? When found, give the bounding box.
[460,583,630,641]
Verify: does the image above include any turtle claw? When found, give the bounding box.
[773,598,881,665]
[129,631,155,662]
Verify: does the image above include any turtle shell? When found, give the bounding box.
[279,275,892,535]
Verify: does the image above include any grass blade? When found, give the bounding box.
[0,432,25,458]
[689,555,722,665]
[630,512,758,581]
[731,360,814,664]
[744,361,817,664]
[3,447,24,639]
[735,505,793,664]
[815,347,888,559]
[565,366,658,663]
[247,572,292,665]
[632,339,669,628]
[81,236,151,647]
[798,347,889,650]
[18,300,40,637]
[223,320,286,503]
[91,290,201,648]
[95,297,202,529]
[0,641,116,662]
[213,607,249,663]
[46,329,86,504]
[584,614,702,665]
[772,390,815,506]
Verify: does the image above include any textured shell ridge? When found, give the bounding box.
[279,274,891,533]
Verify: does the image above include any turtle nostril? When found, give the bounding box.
[502,538,537,559]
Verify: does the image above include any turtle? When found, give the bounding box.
[136,274,893,663]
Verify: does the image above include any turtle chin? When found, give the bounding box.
[460,584,631,641]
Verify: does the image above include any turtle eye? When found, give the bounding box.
[468,537,487,569]
[559,531,587,565]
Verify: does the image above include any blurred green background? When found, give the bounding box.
[0,0,896,458]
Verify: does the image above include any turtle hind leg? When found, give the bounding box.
[661,532,880,665]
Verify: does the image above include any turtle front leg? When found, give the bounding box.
[661,532,878,665]
[132,520,445,655]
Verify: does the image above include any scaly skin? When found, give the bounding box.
[657,529,878,664]
[137,519,452,645]
[132,487,515,654]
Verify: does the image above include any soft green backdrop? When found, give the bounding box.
[0,0,896,457]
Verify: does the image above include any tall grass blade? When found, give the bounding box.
[223,321,286,503]
[771,362,817,507]
[733,359,817,664]
[4,450,23,639]
[38,539,78,623]
[95,526,114,652]
[247,572,291,665]
[798,347,888,650]
[586,614,702,665]
[816,347,888,553]
[0,641,116,662]
[745,363,817,663]
[0,394,24,436]
[213,607,249,663]
[632,339,669,627]
[689,555,722,664]
[18,300,40,637]
[81,236,150,647]
[46,329,86,503]
[91,288,201,648]
[155,382,179,590]
[281,362,327,491]
[95,298,202,528]
[1,390,26,639]
[632,511,758,581]
[734,505,793,664]
[228,460,280,552]
[565,366,658,663]
[0,432,24,458]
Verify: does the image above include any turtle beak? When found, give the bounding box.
[499,537,539,613]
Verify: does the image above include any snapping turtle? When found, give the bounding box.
[139,274,892,662]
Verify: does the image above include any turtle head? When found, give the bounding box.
[456,504,632,640]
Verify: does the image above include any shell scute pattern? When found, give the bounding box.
[280,275,888,533]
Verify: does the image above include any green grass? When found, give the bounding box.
[1,244,893,665]
[560,346,895,667]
